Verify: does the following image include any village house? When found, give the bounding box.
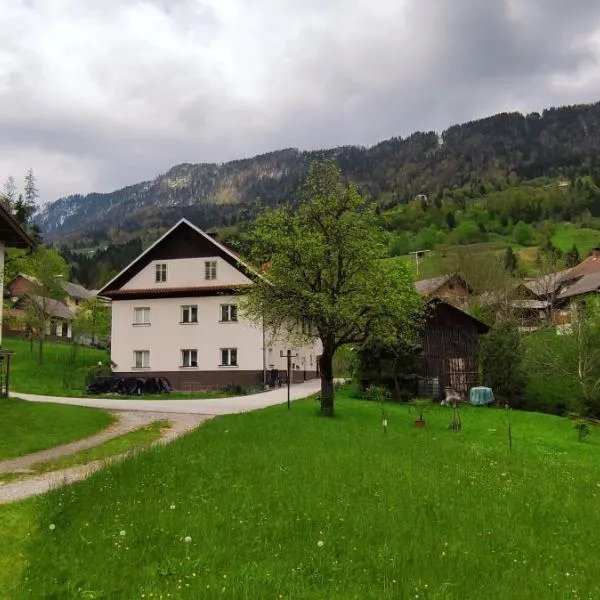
[97,219,322,391]
[414,273,470,306]
[5,275,95,340]
[0,205,35,346]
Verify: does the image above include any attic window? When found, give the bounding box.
[155,263,167,283]
[205,260,217,281]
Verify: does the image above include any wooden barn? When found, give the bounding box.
[418,300,489,399]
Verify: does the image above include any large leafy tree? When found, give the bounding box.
[243,159,422,416]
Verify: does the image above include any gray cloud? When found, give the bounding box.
[0,0,600,203]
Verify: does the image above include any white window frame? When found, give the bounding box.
[220,347,238,367]
[133,350,150,369]
[133,307,151,325]
[155,263,167,283]
[220,304,238,322]
[181,304,198,324]
[181,349,198,368]
[204,260,217,281]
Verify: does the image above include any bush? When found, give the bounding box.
[480,319,525,405]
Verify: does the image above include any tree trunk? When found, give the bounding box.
[320,348,335,417]
[38,336,44,366]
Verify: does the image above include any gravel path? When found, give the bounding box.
[0,380,322,503]
[0,412,209,503]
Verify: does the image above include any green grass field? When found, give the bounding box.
[3,389,600,599]
[551,223,600,255]
[0,397,114,461]
[3,337,109,396]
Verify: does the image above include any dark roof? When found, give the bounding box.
[558,271,600,300]
[60,281,94,300]
[98,219,261,296]
[428,299,489,334]
[0,204,35,248]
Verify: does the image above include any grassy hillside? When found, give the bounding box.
[551,223,600,255]
[4,389,600,599]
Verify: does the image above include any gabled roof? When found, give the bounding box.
[522,269,578,298]
[60,281,94,300]
[428,298,489,334]
[558,271,600,300]
[415,274,469,296]
[568,251,600,278]
[98,219,262,297]
[0,203,35,249]
[18,295,75,320]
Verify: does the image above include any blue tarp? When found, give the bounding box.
[469,386,495,406]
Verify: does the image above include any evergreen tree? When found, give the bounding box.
[445,211,456,230]
[565,244,580,268]
[1,175,17,209]
[504,246,517,274]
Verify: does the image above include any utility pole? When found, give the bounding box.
[408,249,430,277]
[280,349,298,409]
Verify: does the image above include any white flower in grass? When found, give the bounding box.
[184,536,192,543]
[317,540,324,548]
[170,504,176,510]
[120,530,126,537]
[48,523,56,531]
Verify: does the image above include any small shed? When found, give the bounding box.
[418,300,489,400]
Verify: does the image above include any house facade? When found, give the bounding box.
[98,219,321,391]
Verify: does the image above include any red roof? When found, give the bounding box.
[103,284,253,298]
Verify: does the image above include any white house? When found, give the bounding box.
[98,219,322,391]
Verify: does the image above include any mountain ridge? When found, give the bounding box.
[36,101,600,247]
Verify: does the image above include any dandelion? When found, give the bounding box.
[184,536,192,543]
[170,504,176,510]
[317,540,324,548]
[120,530,126,537]
[48,523,56,531]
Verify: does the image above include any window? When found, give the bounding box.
[181,305,198,324]
[155,263,167,283]
[220,304,238,322]
[133,307,150,325]
[181,349,198,368]
[204,260,217,280]
[301,317,312,336]
[220,348,238,367]
[133,350,150,369]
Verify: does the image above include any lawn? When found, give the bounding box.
[0,397,114,461]
[3,388,600,599]
[3,337,109,396]
[3,337,258,399]
[551,223,600,255]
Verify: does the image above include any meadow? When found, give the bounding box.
[3,388,600,599]
[0,397,114,461]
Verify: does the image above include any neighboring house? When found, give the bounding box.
[5,274,95,340]
[414,274,470,306]
[0,204,35,345]
[418,299,489,400]
[97,219,322,391]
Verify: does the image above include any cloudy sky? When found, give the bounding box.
[1,0,600,203]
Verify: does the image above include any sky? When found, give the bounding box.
[1,0,600,203]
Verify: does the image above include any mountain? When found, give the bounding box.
[36,101,600,247]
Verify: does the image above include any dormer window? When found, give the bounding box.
[155,263,167,283]
[205,260,217,281]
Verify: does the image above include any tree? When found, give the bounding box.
[445,211,456,230]
[513,221,535,246]
[480,319,526,404]
[15,169,38,226]
[243,159,423,416]
[72,298,111,348]
[19,247,69,365]
[504,246,518,274]
[1,176,17,209]
[535,300,600,418]
[565,244,580,268]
